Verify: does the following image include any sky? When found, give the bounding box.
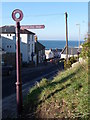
[0,2,88,40]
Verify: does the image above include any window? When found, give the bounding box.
[32,44,33,52]
[28,34,30,39]
[10,45,11,48]
[30,35,32,41]
[10,34,11,36]
[7,45,9,48]
[32,35,33,41]
[28,35,30,42]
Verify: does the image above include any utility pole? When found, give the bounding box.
[65,12,68,63]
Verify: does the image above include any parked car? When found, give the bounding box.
[0,61,13,76]
[50,59,55,63]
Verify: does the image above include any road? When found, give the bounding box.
[2,62,64,118]
[2,62,63,99]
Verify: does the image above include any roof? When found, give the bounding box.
[62,47,82,55]
[0,25,35,35]
[35,41,45,53]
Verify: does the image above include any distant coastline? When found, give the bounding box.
[39,40,84,49]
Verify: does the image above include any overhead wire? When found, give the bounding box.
[25,13,64,17]
[0,13,64,19]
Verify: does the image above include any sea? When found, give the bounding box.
[39,40,84,49]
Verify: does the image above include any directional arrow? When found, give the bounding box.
[21,25,45,29]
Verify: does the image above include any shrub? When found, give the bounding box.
[64,59,71,69]
[80,41,90,59]
[39,78,49,87]
[69,56,77,64]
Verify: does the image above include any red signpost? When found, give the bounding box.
[12,9,45,117]
[12,9,23,117]
[21,25,45,29]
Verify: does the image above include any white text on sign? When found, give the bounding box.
[21,25,45,29]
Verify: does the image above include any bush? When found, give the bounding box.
[64,56,78,69]
[69,56,77,64]
[64,59,71,69]
[80,41,90,59]
[40,78,49,87]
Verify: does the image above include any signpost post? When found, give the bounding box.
[12,9,23,117]
[12,9,45,117]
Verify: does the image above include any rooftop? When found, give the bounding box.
[62,47,82,55]
[35,41,45,52]
[0,25,35,35]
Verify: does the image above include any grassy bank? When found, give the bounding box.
[22,62,89,119]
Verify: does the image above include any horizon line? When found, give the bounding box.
[39,39,85,41]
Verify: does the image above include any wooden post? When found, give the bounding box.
[65,12,68,63]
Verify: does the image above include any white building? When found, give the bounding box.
[45,49,54,59]
[61,47,82,59]
[0,26,35,63]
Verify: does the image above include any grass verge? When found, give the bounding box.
[22,62,89,119]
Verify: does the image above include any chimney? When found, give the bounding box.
[35,35,38,42]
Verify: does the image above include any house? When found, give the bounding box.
[52,48,62,58]
[0,47,5,63]
[45,48,62,60]
[0,46,6,61]
[0,25,35,64]
[61,47,82,59]
[45,49,54,60]
[34,36,45,65]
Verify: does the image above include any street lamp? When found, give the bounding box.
[76,24,80,49]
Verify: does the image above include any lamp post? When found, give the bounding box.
[76,24,80,49]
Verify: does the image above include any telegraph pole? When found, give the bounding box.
[65,12,68,63]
